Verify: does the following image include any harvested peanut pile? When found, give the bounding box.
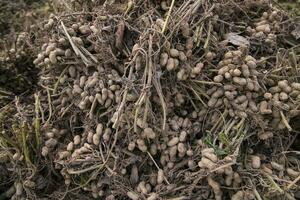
[1,0,300,200]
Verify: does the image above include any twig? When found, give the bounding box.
[165,197,189,200]
[0,89,14,96]
[262,172,284,194]
[192,0,202,14]
[34,93,41,147]
[153,74,167,131]
[204,20,212,49]
[147,151,170,185]
[252,187,263,200]
[53,67,68,95]
[45,88,52,126]
[104,127,120,174]
[210,109,228,134]
[210,162,235,174]
[184,84,208,107]
[191,5,215,29]
[280,151,300,155]
[287,175,300,190]
[61,21,92,66]
[196,24,204,47]
[280,111,292,131]
[191,80,222,86]
[79,46,98,63]
[233,118,245,130]
[134,35,153,132]
[124,0,134,15]
[89,96,98,120]
[112,59,134,129]
[161,0,176,34]
[59,102,74,118]
[21,122,31,166]
[59,167,103,200]
[67,164,104,174]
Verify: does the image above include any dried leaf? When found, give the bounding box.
[225,32,250,46]
[115,20,125,50]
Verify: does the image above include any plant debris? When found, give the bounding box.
[1,0,300,199]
